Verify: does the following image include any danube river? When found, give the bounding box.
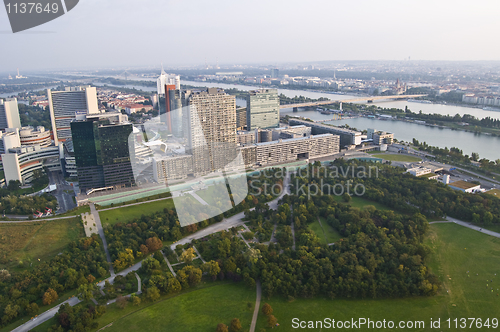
[91,80,500,161]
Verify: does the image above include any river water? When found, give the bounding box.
[60,80,500,161]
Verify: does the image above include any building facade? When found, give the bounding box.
[19,126,51,147]
[184,88,237,174]
[48,86,99,146]
[71,118,135,192]
[246,89,279,130]
[0,98,21,131]
[289,118,362,147]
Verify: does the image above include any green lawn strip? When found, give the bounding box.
[307,219,328,245]
[92,282,255,332]
[376,153,422,162]
[100,199,174,226]
[255,223,500,331]
[318,216,342,243]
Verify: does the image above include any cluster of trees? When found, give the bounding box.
[18,104,52,129]
[0,234,108,328]
[411,139,500,174]
[216,318,242,332]
[105,170,285,272]
[278,94,329,105]
[47,303,106,332]
[261,303,278,328]
[0,192,57,215]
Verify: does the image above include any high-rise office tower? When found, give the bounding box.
[246,89,279,130]
[184,88,236,174]
[157,68,181,134]
[0,98,21,131]
[271,68,280,78]
[48,86,99,146]
[157,69,180,95]
[167,88,183,137]
[70,117,134,192]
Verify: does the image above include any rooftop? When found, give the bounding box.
[448,180,480,190]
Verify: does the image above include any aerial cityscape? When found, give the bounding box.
[0,1,500,331]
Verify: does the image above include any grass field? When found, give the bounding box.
[308,217,341,245]
[255,223,500,331]
[485,189,500,199]
[375,153,422,162]
[99,199,174,225]
[0,218,83,270]
[98,282,255,332]
[333,195,392,211]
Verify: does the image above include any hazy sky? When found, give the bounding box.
[1,0,500,71]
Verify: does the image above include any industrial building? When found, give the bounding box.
[288,118,362,147]
[448,180,481,193]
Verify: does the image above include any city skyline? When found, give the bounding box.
[1,0,500,71]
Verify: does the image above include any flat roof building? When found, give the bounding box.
[448,180,481,193]
[289,118,362,147]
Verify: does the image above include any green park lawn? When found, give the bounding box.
[255,223,500,331]
[97,282,255,332]
[308,217,341,245]
[100,199,174,225]
[333,195,392,211]
[375,153,422,162]
[0,218,83,271]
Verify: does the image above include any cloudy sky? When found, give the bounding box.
[1,0,499,71]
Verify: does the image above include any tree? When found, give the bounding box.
[180,247,196,264]
[216,323,229,332]
[113,249,135,270]
[261,303,273,316]
[342,193,351,202]
[267,314,278,328]
[77,283,96,301]
[145,237,163,252]
[140,244,149,255]
[230,318,242,332]
[202,260,221,281]
[132,295,141,306]
[0,269,11,282]
[26,303,39,316]
[43,288,58,305]
[471,152,479,161]
[146,286,160,302]
[116,295,128,309]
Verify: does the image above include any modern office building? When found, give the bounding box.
[289,118,362,147]
[19,126,51,147]
[48,86,99,146]
[184,88,237,174]
[271,68,280,79]
[157,70,180,95]
[367,128,394,145]
[2,145,63,184]
[70,117,135,192]
[0,98,21,131]
[246,89,279,130]
[272,125,311,140]
[0,129,21,154]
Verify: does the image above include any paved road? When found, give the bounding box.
[249,280,262,332]
[91,203,115,276]
[135,272,142,294]
[171,170,292,249]
[97,260,143,288]
[49,171,77,214]
[12,297,81,332]
[162,250,177,277]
